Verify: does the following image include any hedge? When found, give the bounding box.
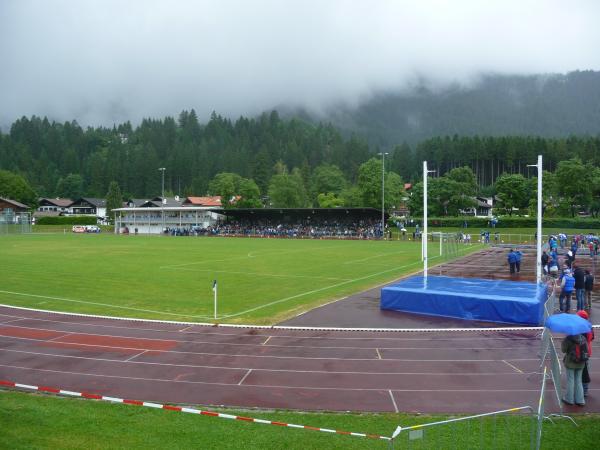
[36,216,98,225]
[398,216,600,229]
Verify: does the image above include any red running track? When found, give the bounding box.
[0,305,597,413]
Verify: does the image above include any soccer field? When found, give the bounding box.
[0,234,481,324]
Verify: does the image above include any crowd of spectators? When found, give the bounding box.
[166,218,385,239]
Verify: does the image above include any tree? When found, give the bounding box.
[208,173,242,208]
[236,178,263,208]
[311,164,347,201]
[105,181,123,223]
[495,173,529,216]
[0,169,37,207]
[555,158,593,217]
[317,192,344,208]
[55,173,83,198]
[268,171,307,208]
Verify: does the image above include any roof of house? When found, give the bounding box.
[404,183,412,190]
[39,197,73,207]
[0,197,29,209]
[71,198,107,208]
[126,198,149,207]
[183,196,222,207]
[140,197,183,208]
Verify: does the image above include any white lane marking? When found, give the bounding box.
[389,390,399,413]
[125,350,148,362]
[0,318,25,325]
[0,343,540,367]
[0,363,543,393]
[238,369,252,385]
[0,290,211,319]
[376,348,382,360]
[0,323,537,351]
[502,360,524,374]
[46,333,70,342]
[262,336,272,345]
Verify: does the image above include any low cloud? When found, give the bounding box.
[1,0,599,126]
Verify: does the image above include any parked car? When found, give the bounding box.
[72,225,86,233]
[85,225,101,233]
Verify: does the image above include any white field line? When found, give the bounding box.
[218,256,445,319]
[238,369,253,385]
[160,244,342,269]
[502,360,524,374]
[343,250,409,265]
[0,242,482,323]
[0,348,531,377]
[0,363,544,392]
[0,310,541,341]
[0,290,212,320]
[167,267,351,282]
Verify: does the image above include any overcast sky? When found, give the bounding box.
[1,0,599,127]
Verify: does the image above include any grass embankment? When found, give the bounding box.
[0,233,482,324]
[1,390,598,449]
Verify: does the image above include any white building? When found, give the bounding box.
[112,196,223,234]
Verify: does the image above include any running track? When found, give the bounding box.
[1,305,597,413]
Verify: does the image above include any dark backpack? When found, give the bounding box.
[569,335,589,364]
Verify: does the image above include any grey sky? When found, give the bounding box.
[1,0,599,126]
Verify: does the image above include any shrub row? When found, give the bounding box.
[400,216,600,229]
[36,216,98,225]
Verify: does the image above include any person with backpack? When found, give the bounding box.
[577,310,594,397]
[559,269,576,312]
[584,269,594,313]
[561,333,588,406]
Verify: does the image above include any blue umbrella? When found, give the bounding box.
[545,313,592,335]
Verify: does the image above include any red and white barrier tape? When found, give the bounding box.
[0,379,390,441]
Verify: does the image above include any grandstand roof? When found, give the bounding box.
[212,207,387,221]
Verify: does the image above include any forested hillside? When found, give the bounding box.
[1,109,600,201]
[297,70,600,148]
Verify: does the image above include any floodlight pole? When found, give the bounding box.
[527,155,543,283]
[378,152,389,239]
[159,167,166,234]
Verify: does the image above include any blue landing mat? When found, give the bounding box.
[381,276,547,325]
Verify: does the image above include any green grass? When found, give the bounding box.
[0,233,481,324]
[1,390,599,449]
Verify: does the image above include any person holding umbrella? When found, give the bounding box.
[577,310,594,397]
[547,314,592,406]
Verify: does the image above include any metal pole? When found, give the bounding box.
[378,152,389,239]
[423,161,428,278]
[537,154,543,283]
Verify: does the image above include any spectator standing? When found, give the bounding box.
[573,264,586,311]
[541,251,549,275]
[559,268,575,312]
[561,333,587,406]
[584,270,594,313]
[515,249,523,273]
[577,310,594,397]
[507,249,517,274]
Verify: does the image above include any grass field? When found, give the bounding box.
[1,390,598,449]
[0,233,480,324]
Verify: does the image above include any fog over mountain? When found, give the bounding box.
[2,0,600,130]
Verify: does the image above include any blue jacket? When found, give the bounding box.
[515,251,522,262]
[508,252,517,263]
[563,274,575,292]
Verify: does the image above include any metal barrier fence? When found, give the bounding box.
[0,211,32,234]
[390,406,536,449]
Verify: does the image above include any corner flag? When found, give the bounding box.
[212,280,217,292]
[212,280,217,320]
